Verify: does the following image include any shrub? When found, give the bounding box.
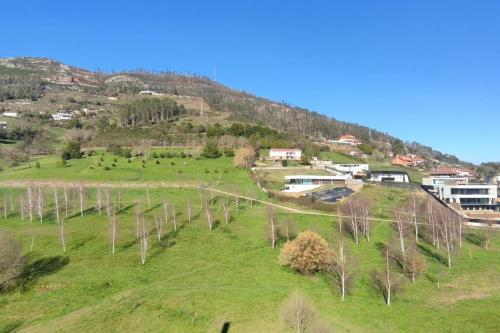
[100,157,104,162]
[142,164,146,168]
[281,160,288,167]
[60,159,67,167]
[201,139,221,158]
[155,160,160,164]
[179,151,186,158]
[177,170,183,174]
[224,148,235,157]
[152,152,158,158]
[61,141,82,160]
[128,159,132,163]
[204,168,210,174]
[170,161,175,166]
[112,163,116,167]
[89,166,94,169]
[142,160,146,164]
[35,161,40,169]
[214,169,218,173]
[166,152,173,158]
[223,169,228,173]
[104,166,111,171]
[87,149,95,156]
[160,153,165,158]
[279,231,332,275]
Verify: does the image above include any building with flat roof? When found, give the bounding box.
[283,174,350,192]
[2,111,19,118]
[269,148,302,161]
[332,163,369,176]
[368,171,410,183]
[434,183,498,211]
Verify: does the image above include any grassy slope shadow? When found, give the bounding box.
[19,256,70,291]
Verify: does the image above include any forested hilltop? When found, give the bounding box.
[0,57,466,165]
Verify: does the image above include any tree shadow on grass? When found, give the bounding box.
[67,207,97,219]
[1,320,23,333]
[465,233,485,248]
[19,256,69,291]
[117,204,135,215]
[71,236,96,250]
[417,244,447,266]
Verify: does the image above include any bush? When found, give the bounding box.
[179,151,186,158]
[100,157,104,162]
[201,139,222,158]
[61,141,82,160]
[98,162,101,167]
[60,159,67,167]
[224,148,235,157]
[166,152,173,158]
[160,153,165,158]
[104,166,111,171]
[152,152,158,158]
[204,168,210,174]
[279,231,332,275]
[35,161,40,169]
[142,160,146,164]
[214,169,218,173]
[128,159,132,163]
[170,161,175,166]
[155,160,160,164]
[177,170,183,174]
[281,160,288,167]
[106,144,131,158]
[112,163,116,167]
[87,149,95,156]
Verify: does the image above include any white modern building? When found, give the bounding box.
[422,176,468,187]
[283,174,350,192]
[435,183,497,211]
[333,163,369,175]
[368,171,410,183]
[2,111,19,118]
[269,148,302,161]
[52,112,73,121]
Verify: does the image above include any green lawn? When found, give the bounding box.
[320,151,362,164]
[0,152,261,195]
[0,182,499,332]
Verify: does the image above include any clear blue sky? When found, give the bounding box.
[1,1,499,164]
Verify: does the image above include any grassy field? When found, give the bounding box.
[0,152,261,195]
[0,157,499,332]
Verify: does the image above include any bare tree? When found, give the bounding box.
[138,214,148,265]
[163,197,169,228]
[393,209,409,265]
[222,202,230,224]
[205,202,214,231]
[36,187,44,223]
[63,186,69,218]
[341,197,360,244]
[96,187,102,216]
[358,196,373,241]
[404,244,426,283]
[279,217,297,242]
[406,193,420,243]
[53,186,60,224]
[111,211,117,255]
[330,211,354,301]
[154,216,162,244]
[282,289,316,333]
[483,221,494,251]
[172,204,177,232]
[186,199,192,223]
[78,184,84,216]
[59,218,66,253]
[372,247,402,306]
[437,208,457,269]
[26,186,34,223]
[267,206,279,249]
[146,188,151,210]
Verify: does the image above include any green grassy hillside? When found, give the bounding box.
[0,156,498,332]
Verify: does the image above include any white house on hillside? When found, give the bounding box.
[368,171,410,183]
[269,148,302,161]
[333,163,369,175]
[283,174,350,192]
[435,183,497,211]
[52,112,74,121]
[2,111,19,118]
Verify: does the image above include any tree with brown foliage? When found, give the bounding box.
[234,147,255,169]
[280,231,332,275]
[403,244,426,283]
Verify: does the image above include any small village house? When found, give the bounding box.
[269,148,302,161]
